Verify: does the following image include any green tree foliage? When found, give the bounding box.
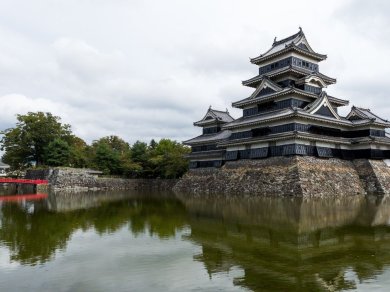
[149,139,157,150]
[1,112,190,178]
[131,141,149,163]
[0,112,73,168]
[44,139,71,167]
[125,139,191,178]
[90,136,141,176]
[68,136,89,168]
[149,139,191,178]
[130,141,152,177]
[91,137,123,175]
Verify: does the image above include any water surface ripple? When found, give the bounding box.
[1,191,390,291]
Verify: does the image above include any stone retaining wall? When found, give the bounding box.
[25,168,177,192]
[353,159,390,196]
[173,156,389,197]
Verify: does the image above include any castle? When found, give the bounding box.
[184,28,390,169]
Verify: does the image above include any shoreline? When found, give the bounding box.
[25,168,178,193]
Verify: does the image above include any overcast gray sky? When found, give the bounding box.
[0,0,389,145]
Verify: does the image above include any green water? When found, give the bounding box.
[1,191,390,291]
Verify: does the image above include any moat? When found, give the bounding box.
[2,190,390,291]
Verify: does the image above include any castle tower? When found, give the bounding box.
[185,29,390,168]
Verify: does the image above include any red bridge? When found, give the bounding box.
[0,178,49,185]
[0,193,48,202]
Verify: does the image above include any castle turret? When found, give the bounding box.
[184,108,234,168]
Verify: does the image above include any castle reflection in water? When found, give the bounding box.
[2,191,390,291]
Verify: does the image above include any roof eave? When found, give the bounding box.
[218,132,354,148]
[223,109,377,130]
[329,100,349,107]
[242,67,336,88]
[232,88,318,109]
[193,120,221,127]
[250,46,327,65]
[183,137,229,146]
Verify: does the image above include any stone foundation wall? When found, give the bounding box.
[296,156,364,197]
[175,157,302,196]
[173,156,389,197]
[353,159,390,196]
[25,168,177,192]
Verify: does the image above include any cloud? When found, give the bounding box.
[335,0,390,44]
[0,0,389,148]
[52,38,126,83]
[0,94,66,129]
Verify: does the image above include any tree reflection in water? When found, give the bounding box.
[0,191,187,265]
[1,192,390,291]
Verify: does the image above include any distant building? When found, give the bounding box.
[0,161,10,177]
[185,28,390,169]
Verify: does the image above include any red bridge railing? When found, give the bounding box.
[0,178,49,185]
[0,193,48,202]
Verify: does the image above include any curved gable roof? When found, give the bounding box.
[347,106,389,124]
[248,77,283,99]
[296,74,328,88]
[250,28,327,64]
[304,92,341,120]
[194,107,234,126]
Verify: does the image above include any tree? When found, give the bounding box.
[0,112,73,168]
[149,139,190,178]
[90,136,138,175]
[130,141,152,177]
[96,135,130,154]
[131,141,149,163]
[91,140,121,175]
[68,136,89,168]
[44,139,71,167]
[149,139,157,150]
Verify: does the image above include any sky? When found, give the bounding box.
[0,0,390,146]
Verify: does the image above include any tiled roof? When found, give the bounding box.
[353,107,389,123]
[183,130,232,145]
[232,88,292,108]
[233,85,348,109]
[296,73,333,88]
[327,96,349,106]
[210,109,235,123]
[223,108,295,129]
[250,29,326,64]
[223,105,390,130]
[233,86,323,108]
[242,67,336,88]
[219,131,390,148]
[194,108,234,126]
[272,30,302,46]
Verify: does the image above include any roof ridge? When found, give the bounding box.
[232,87,294,107]
[356,107,388,121]
[327,95,349,104]
[354,107,369,116]
[211,109,229,113]
[273,29,302,46]
[355,106,370,111]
